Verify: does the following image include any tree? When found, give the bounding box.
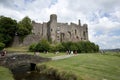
[0,16,17,46]
[17,16,32,40]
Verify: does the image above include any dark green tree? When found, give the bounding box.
[17,16,32,40]
[0,16,17,46]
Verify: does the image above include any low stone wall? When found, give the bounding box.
[0,54,51,69]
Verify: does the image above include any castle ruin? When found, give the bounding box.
[22,14,88,46]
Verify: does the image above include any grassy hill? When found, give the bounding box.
[38,53,120,80]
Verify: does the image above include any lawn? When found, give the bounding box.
[0,66,14,80]
[5,46,28,52]
[38,53,120,80]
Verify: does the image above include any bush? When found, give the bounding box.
[55,43,65,52]
[29,43,37,52]
[35,39,50,52]
[0,42,5,50]
[62,41,99,53]
[29,40,99,53]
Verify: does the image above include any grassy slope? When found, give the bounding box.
[39,54,120,80]
[5,46,28,52]
[0,66,14,80]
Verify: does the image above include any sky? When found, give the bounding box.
[0,0,120,49]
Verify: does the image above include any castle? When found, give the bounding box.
[21,14,88,46]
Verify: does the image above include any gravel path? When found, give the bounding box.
[51,54,77,60]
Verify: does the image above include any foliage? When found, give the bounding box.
[29,43,37,52]
[17,16,32,41]
[0,16,33,47]
[0,42,5,50]
[0,16,17,46]
[62,41,99,53]
[54,43,65,52]
[36,39,50,52]
[29,41,99,53]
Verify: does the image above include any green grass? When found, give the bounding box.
[38,53,120,80]
[0,66,14,80]
[5,46,28,52]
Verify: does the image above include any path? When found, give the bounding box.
[51,54,78,60]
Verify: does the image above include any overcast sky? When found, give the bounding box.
[0,0,120,49]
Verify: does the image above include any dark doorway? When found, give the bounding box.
[30,63,36,71]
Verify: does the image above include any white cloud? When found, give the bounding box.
[0,0,120,49]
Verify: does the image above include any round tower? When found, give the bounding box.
[78,19,81,26]
[50,14,57,22]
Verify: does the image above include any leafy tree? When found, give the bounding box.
[0,16,17,46]
[17,16,32,40]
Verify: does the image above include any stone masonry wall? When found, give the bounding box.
[20,14,88,46]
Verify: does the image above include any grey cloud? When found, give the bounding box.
[0,0,15,8]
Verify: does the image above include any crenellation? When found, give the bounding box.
[70,22,78,26]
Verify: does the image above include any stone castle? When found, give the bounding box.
[17,14,88,46]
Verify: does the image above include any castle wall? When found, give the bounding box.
[57,22,86,42]
[32,22,42,37]
[42,23,48,39]
[21,14,89,46]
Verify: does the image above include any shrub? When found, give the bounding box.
[35,39,50,52]
[29,43,37,52]
[55,43,65,52]
[29,40,99,53]
[62,41,99,53]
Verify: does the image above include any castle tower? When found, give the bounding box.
[48,14,58,43]
[50,14,57,22]
[83,24,88,41]
[78,19,81,26]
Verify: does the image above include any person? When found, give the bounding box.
[68,50,71,54]
[74,50,77,55]
[71,51,73,54]
[1,49,6,57]
[34,51,39,56]
[66,51,69,54]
